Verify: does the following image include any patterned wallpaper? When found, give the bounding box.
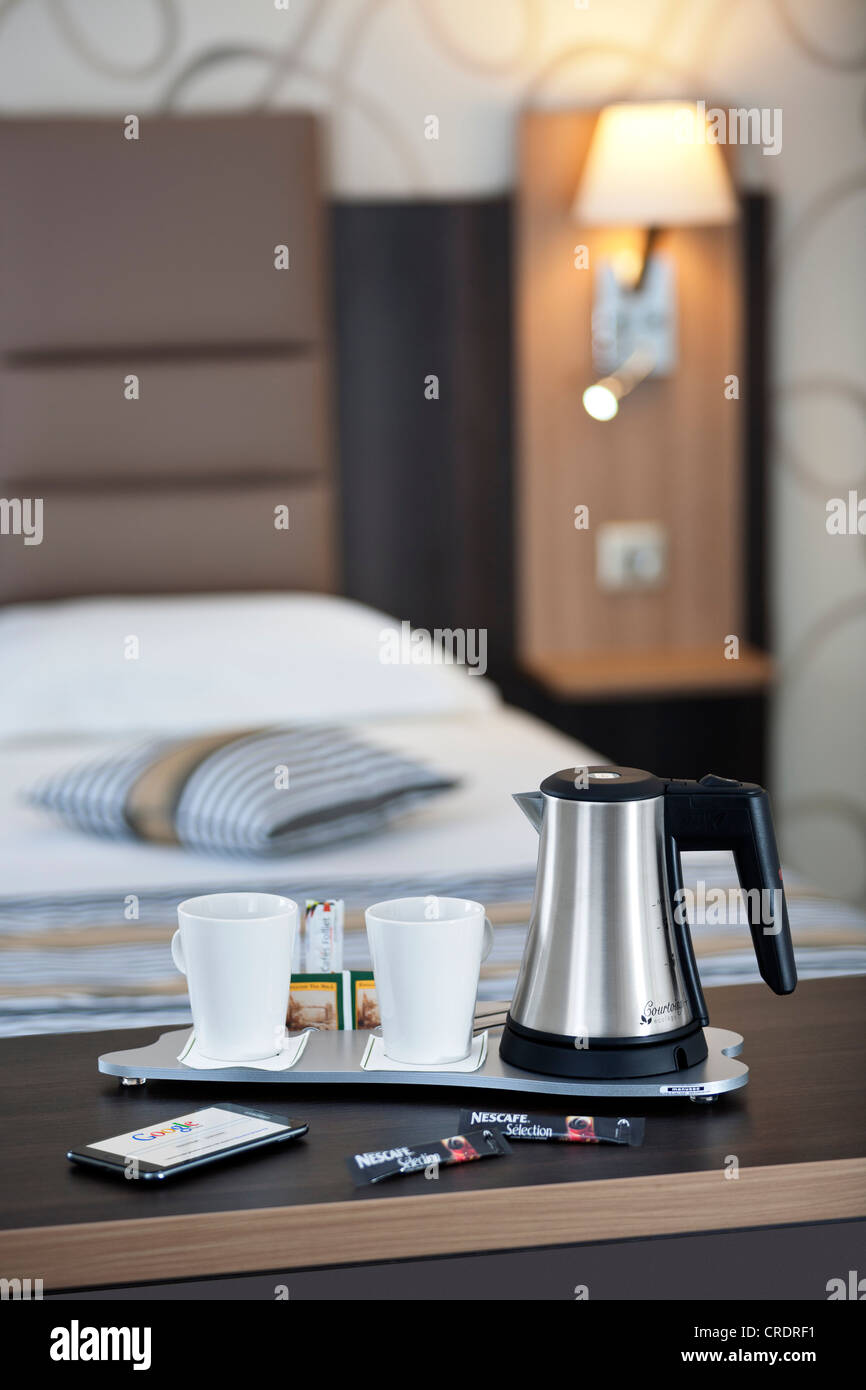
[0,0,864,904]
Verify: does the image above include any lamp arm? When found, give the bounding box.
[634,225,660,292]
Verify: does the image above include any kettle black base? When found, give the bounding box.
[499,1012,709,1080]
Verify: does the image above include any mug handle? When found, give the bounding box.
[482,916,494,962]
[170,929,186,976]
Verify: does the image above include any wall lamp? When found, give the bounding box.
[574,101,737,419]
[582,346,656,422]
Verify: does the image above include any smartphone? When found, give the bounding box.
[67,1103,308,1182]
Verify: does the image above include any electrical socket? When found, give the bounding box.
[596,521,668,591]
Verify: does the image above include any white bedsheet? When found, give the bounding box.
[2,705,864,1037]
[3,590,863,1037]
[0,706,598,899]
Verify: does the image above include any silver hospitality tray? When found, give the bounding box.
[98,1024,748,1100]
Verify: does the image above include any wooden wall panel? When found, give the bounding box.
[515,110,743,667]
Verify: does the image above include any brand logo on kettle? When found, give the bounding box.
[640,998,686,1026]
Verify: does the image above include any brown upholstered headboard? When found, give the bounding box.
[0,114,336,602]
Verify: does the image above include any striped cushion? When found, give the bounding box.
[26,726,457,858]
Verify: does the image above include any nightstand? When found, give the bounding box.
[498,644,775,784]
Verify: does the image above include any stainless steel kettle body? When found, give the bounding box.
[500,766,797,1080]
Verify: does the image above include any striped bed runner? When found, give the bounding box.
[1,863,864,1036]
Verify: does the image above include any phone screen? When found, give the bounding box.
[70,1105,304,1177]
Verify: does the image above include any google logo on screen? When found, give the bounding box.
[131,1120,203,1141]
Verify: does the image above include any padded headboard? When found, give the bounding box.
[0,114,336,602]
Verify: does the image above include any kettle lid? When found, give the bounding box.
[541,765,665,802]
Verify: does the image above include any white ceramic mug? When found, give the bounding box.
[365,896,494,1065]
[172,892,298,1062]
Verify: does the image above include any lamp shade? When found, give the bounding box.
[573,102,737,227]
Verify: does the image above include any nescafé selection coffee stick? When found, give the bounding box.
[458,1109,645,1145]
[347,1127,511,1185]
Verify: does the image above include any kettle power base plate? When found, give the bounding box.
[98,1025,747,1101]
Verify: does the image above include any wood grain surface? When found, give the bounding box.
[525,643,775,699]
[0,978,863,1290]
[514,110,743,668]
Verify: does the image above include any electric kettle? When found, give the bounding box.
[500,767,797,1079]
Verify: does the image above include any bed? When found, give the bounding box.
[1,114,863,1036]
[1,591,865,1037]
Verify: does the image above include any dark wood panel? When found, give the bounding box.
[332,199,514,667]
[499,670,768,785]
[742,193,771,650]
[0,978,860,1234]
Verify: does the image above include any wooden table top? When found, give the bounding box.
[1,977,863,1291]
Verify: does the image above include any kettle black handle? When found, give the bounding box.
[663,776,797,1010]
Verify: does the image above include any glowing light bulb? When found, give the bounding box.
[610,245,644,290]
[582,383,620,421]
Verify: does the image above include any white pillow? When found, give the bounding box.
[0,593,498,737]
